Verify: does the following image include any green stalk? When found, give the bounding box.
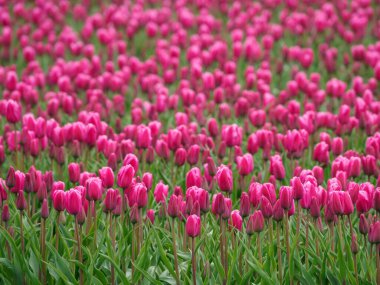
[277,224,282,284]
[75,217,83,285]
[191,237,197,285]
[171,219,180,285]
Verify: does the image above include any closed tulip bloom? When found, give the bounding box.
[6,100,22,124]
[249,183,262,208]
[154,181,169,203]
[2,204,10,223]
[53,190,66,212]
[117,165,135,189]
[330,191,344,215]
[269,155,285,180]
[261,196,273,218]
[348,157,361,178]
[240,192,251,217]
[99,167,114,188]
[68,163,81,183]
[16,190,27,211]
[369,221,380,244]
[41,198,49,219]
[338,104,350,125]
[362,155,377,176]
[187,145,200,166]
[342,191,354,215]
[313,142,329,165]
[142,172,153,190]
[222,198,232,219]
[356,190,371,214]
[310,196,320,218]
[207,118,219,137]
[222,124,242,147]
[236,153,254,176]
[186,214,201,237]
[175,148,187,166]
[123,154,139,173]
[359,214,369,235]
[130,204,140,224]
[146,209,155,224]
[104,188,118,212]
[10,170,25,194]
[168,195,180,218]
[212,193,226,216]
[351,234,358,255]
[280,186,293,210]
[291,177,304,200]
[136,125,152,149]
[331,138,344,156]
[167,129,182,150]
[86,177,102,201]
[247,210,264,234]
[66,190,82,215]
[373,189,380,212]
[216,165,233,192]
[134,183,148,208]
[6,166,15,188]
[312,166,324,185]
[273,200,285,222]
[199,190,210,213]
[186,167,202,189]
[229,210,243,231]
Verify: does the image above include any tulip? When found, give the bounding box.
[269,155,285,180]
[154,181,169,203]
[66,190,82,216]
[146,209,155,224]
[216,165,233,192]
[229,210,243,231]
[279,186,293,210]
[99,167,114,188]
[187,214,201,285]
[104,188,118,212]
[117,165,135,189]
[186,167,202,189]
[240,192,250,218]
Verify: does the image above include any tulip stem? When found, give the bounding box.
[132,224,136,279]
[75,217,83,285]
[20,210,24,253]
[55,213,60,250]
[220,217,226,284]
[284,210,290,267]
[41,218,46,285]
[171,219,180,285]
[257,232,262,264]
[314,219,319,256]
[93,201,97,249]
[276,224,282,284]
[296,201,301,239]
[109,213,115,285]
[191,237,197,285]
[305,216,309,269]
[353,254,358,285]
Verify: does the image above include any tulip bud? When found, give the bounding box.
[246,210,264,234]
[187,145,200,166]
[53,190,66,212]
[199,189,210,213]
[6,166,15,188]
[291,177,304,200]
[373,189,380,212]
[99,167,114,188]
[77,206,86,225]
[261,196,273,219]
[167,194,180,218]
[41,198,49,219]
[351,234,358,255]
[130,204,140,224]
[2,204,10,223]
[117,165,135,189]
[142,172,153,191]
[212,193,225,216]
[269,155,285,180]
[68,163,81,183]
[186,214,201,237]
[312,166,324,185]
[104,188,118,212]
[216,165,233,192]
[146,209,155,224]
[175,148,187,166]
[369,221,380,244]
[16,190,27,211]
[186,167,202,189]
[359,214,369,235]
[134,183,148,208]
[239,192,250,218]
[154,181,169,203]
[86,177,102,201]
[273,200,284,222]
[280,186,293,210]
[66,190,82,215]
[310,197,320,219]
[229,210,243,231]
[331,137,344,156]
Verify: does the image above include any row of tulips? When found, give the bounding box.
[1,158,380,284]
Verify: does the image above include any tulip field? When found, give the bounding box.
[2,0,380,284]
